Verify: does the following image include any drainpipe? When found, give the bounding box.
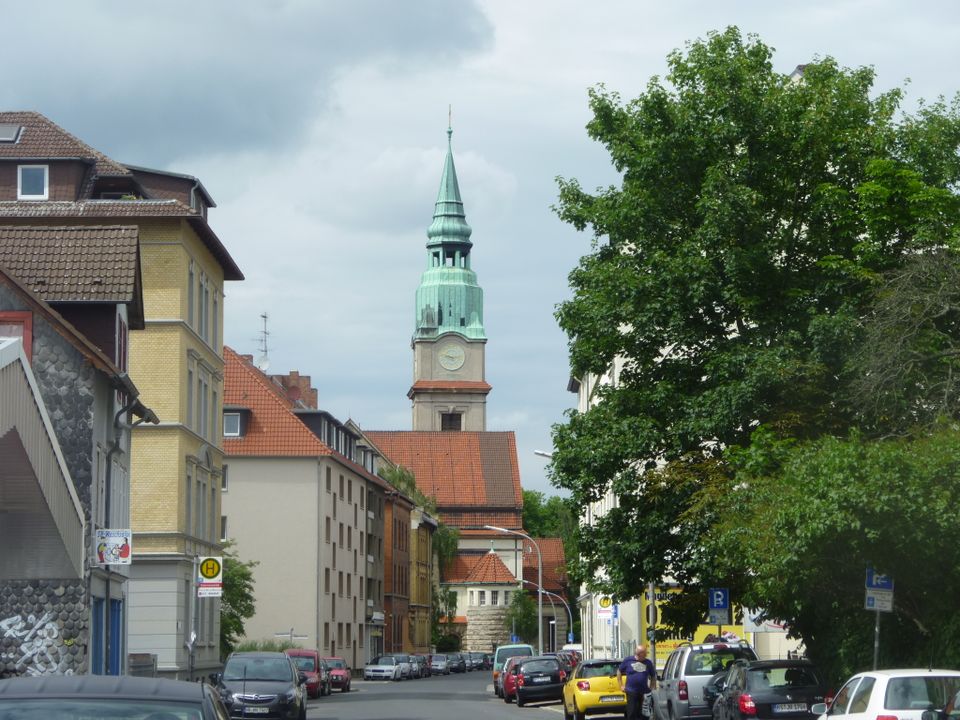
[102,374,159,674]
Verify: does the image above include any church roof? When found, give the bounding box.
[427,127,472,248]
[364,430,522,529]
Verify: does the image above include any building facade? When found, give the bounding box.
[0,111,244,678]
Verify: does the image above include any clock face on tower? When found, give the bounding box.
[438,343,466,371]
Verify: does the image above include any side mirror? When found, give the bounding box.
[811,703,828,716]
[657,672,664,682]
[297,671,308,685]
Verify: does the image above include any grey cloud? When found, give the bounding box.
[0,1,492,166]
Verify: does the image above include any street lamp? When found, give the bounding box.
[521,579,574,648]
[533,450,553,459]
[484,524,543,655]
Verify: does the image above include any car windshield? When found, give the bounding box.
[372,656,396,665]
[432,655,447,661]
[0,698,205,720]
[748,666,821,690]
[223,657,292,682]
[685,648,757,676]
[391,654,410,662]
[885,676,960,710]
[291,657,315,672]
[496,646,534,663]
[326,659,345,669]
[581,662,619,678]
[522,660,559,674]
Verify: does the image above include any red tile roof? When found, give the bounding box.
[0,226,138,302]
[0,199,197,218]
[223,346,332,457]
[0,111,129,176]
[522,537,567,593]
[364,430,523,530]
[464,551,518,585]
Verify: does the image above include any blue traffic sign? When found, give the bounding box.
[567,632,574,643]
[511,634,519,643]
[708,588,730,610]
[865,568,894,591]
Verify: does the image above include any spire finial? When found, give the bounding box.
[447,104,453,143]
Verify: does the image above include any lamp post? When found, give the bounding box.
[521,579,574,647]
[485,524,543,655]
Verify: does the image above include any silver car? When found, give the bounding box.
[654,641,759,720]
[364,655,402,681]
[430,654,451,675]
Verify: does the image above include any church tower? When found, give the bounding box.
[409,126,490,431]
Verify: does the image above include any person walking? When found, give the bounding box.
[617,644,657,720]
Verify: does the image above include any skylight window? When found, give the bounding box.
[0,124,21,143]
[18,165,48,200]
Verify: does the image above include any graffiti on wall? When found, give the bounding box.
[0,611,72,675]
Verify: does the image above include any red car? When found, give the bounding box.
[502,656,524,704]
[322,656,352,692]
[284,648,330,698]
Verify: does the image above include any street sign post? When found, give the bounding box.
[708,588,730,627]
[865,568,894,669]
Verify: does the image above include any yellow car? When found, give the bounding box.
[562,658,627,720]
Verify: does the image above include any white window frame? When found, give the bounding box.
[17,164,48,200]
[223,412,240,437]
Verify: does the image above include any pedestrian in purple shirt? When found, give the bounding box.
[617,645,657,720]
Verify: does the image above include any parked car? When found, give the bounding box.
[409,654,429,678]
[654,641,760,720]
[364,655,403,681]
[387,653,415,679]
[561,657,627,720]
[811,669,960,720]
[513,655,568,707]
[430,653,451,675]
[493,643,536,696]
[448,652,468,673]
[546,650,577,675]
[323,656,352,692]
[468,651,489,671]
[214,651,307,720]
[285,648,331,698]
[712,659,827,720]
[483,653,495,670]
[502,655,526,704]
[0,674,229,720]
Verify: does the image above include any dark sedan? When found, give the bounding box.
[713,659,827,720]
[515,655,568,707]
[214,651,308,720]
[0,674,228,720]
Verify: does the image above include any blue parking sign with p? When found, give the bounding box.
[866,568,894,591]
[709,588,730,610]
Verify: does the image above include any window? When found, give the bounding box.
[17,165,48,199]
[220,516,227,541]
[0,312,33,359]
[187,261,195,328]
[325,517,331,543]
[221,465,228,492]
[223,413,240,437]
[324,568,330,593]
[187,369,194,428]
[491,590,499,606]
[478,591,486,606]
[326,467,332,493]
[440,412,462,431]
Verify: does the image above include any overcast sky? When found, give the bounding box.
[4,1,958,495]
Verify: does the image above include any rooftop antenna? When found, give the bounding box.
[254,312,271,372]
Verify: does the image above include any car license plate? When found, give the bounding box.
[774,703,807,713]
[243,707,270,714]
[601,695,624,703]
[533,676,551,683]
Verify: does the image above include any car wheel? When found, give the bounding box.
[504,689,512,704]
[517,692,526,708]
[573,703,586,720]
[298,702,306,720]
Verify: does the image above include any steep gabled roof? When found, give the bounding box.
[0,226,139,303]
[223,346,332,457]
[364,431,522,511]
[0,111,128,176]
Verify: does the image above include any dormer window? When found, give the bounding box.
[223,412,240,437]
[18,165,48,200]
[0,124,22,143]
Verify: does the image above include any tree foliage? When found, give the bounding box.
[220,541,258,660]
[551,26,960,683]
[504,590,539,644]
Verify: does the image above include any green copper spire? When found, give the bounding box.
[414,125,486,341]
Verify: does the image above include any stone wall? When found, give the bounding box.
[462,605,511,653]
[0,581,87,676]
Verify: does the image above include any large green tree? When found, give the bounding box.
[551,26,960,680]
[220,542,258,660]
